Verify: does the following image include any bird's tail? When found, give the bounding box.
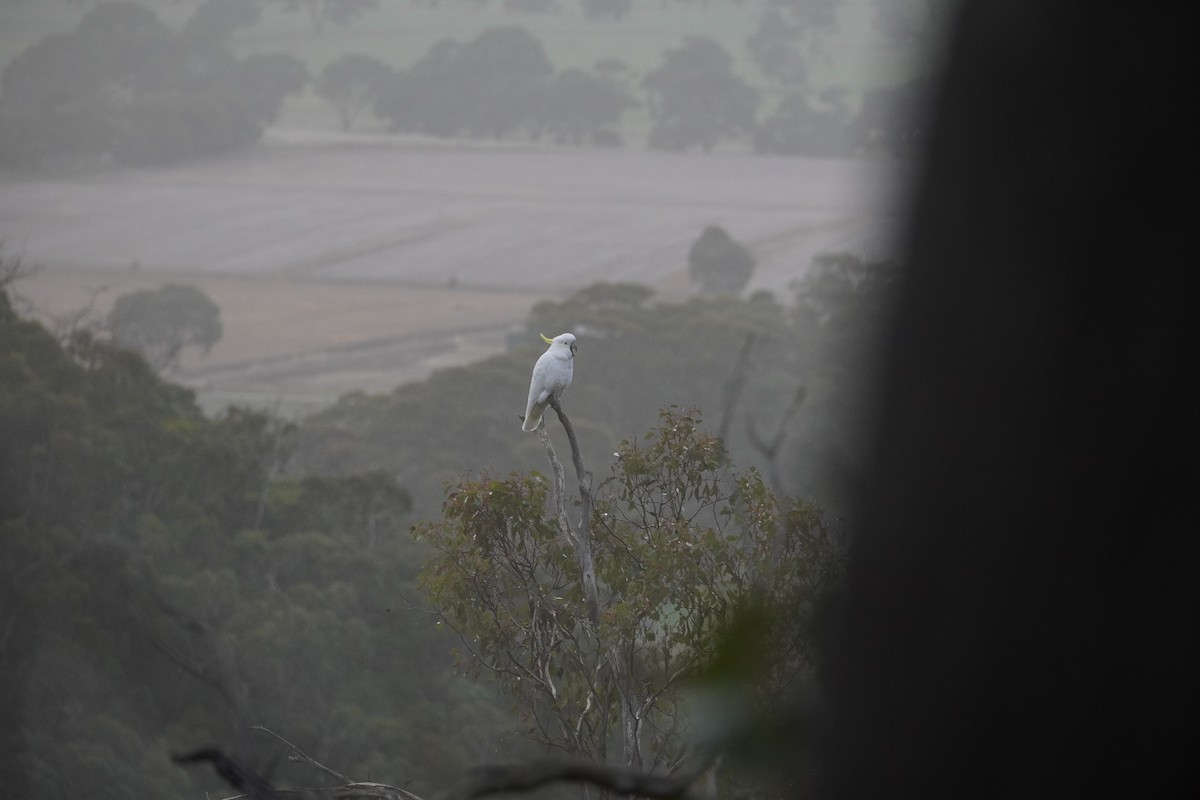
[522,406,543,432]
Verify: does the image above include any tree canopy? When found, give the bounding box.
[0,1,307,168]
[106,283,223,372]
[315,53,396,131]
[416,405,841,777]
[643,36,760,152]
[0,284,522,799]
[687,224,757,295]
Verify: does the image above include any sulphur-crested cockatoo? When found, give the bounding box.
[522,332,576,431]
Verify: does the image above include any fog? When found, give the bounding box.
[0,0,910,413]
[0,2,938,798]
[5,2,1193,799]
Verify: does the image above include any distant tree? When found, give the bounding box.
[181,0,263,44]
[376,27,552,140]
[106,284,222,372]
[533,67,635,145]
[110,90,261,165]
[456,26,554,138]
[791,251,901,371]
[315,54,395,130]
[871,0,949,46]
[581,0,632,20]
[0,2,178,120]
[0,1,301,169]
[643,36,759,152]
[688,224,756,295]
[504,0,559,12]
[755,88,855,156]
[263,0,380,35]
[374,39,467,136]
[229,51,309,125]
[850,77,931,155]
[746,0,839,91]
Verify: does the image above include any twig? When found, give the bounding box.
[251,725,353,785]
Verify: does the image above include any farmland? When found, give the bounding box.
[1,131,902,416]
[0,0,908,416]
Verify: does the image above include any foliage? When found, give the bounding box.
[375,26,553,139]
[295,253,899,529]
[105,283,223,372]
[414,406,840,769]
[643,36,759,152]
[0,1,306,169]
[181,0,264,44]
[870,0,950,46]
[755,88,856,157]
[264,0,381,35]
[687,224,756,295]
[227,51,311,126]
[0,285,520,798]
[746,0,839,90]
[850,77,932,156]
[315,53,396,131]
[581,0,633,21]
[531,67,636,146]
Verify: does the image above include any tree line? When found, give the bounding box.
[0,0,927,169]
[0,276,528,798]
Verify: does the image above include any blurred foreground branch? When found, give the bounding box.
[447,754,715,800]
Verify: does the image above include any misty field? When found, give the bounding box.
[1,133,901,415]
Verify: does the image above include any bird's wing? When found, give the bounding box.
[523,354,552,430]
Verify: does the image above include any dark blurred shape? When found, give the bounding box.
[373,27,553,140]
[0,3,304,169]
[580,0,632,21]
[315,53,396,131]
[106,283,222,372]
[814,2,1195,798]
[643,36,759,152]
[687,224,756,296]
[172,747,274,800]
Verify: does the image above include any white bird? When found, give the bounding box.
[522,332,577,431]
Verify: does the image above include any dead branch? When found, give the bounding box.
[251,725,353,785]
[745,382,807,494]
[540,396,601,628]
[717,332,757,443]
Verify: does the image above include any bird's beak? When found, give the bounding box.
[540,332,554,344]
[570,342,577,355]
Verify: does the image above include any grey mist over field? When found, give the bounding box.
[0,2,951,797]
[0,0,919,415]
[5,5,1192,799]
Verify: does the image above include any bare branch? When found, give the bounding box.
[717,332,757,443]
[251,725,354,786]
[543,396,601,629]
[745,382,807,494]
[0,243,36,289]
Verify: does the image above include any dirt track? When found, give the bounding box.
[1,132,901,416]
